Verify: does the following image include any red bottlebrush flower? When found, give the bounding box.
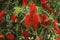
[11,14,17,22]
[40,14,50,26]
[24,14,30,27]
[0,10,5,16]
[0,10,5,20]
[40,14,48,23]
[56,30,60,34]
[39,14,43,23]
[22,0,28,6]
[52,20,58,27]
[0,33,4,40]
[7,33,14,40]
[32,14,39,31]
[42,4,52,11]
[42,14,48,20]
[30,3,36,13]
[52,20,59,30]
[42,14,50,26]
[40,0,47,5]
[42,19,50,26]
[23,30,29,39]
[55,38,60,40]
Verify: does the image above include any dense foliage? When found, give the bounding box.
[0,0,60,40]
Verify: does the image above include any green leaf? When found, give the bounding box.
[13,6,21,16]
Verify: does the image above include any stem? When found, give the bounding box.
[20,17,25,23]
[43,28,48,40]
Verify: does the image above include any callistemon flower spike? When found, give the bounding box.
[23,30,29,40]
[32,14,39,31]
[29,3,36,14]
[22,0,28,6]
[7,33,14,40]
[42,4,52,11]
[40,14,50,26]
[24,14,30,27]
[39,14,43,23]
[42,14,50,26]
[52,20,60,34]
[29,3,37,21]
[40,0,52,11]
[0,10,5,20]
[52,20,59,31]
[0,10,5,17]
[40,0,47,5]
[29,3,38,31]
[42,14,48,19]
[56,30,60,34]
[11,14,17,22]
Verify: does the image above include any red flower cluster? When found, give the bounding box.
[40,0,47,5]
[52,20,59,30]
[22,0,28,6]
[30,3,36,13]
[40,14,50,26]
[24,14,30,27]
[7,33,14,40]
[24,14,38,31]
[52,20,60,34]
[0,10,5,20]
[56,30,60,34]
[42,5,52,11]
[40,0,52,11]
[29,3,38,31]
[32,14,38,31]
[55,38,60,40]
[23,30,29,40]
[11,14,17,22]
[24,3,39,31]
